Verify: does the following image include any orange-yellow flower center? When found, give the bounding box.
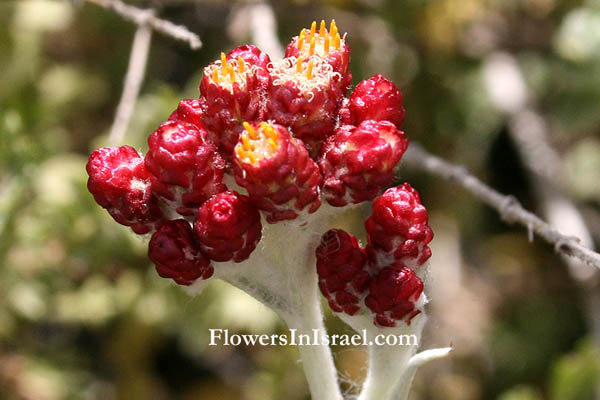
[269,55,336,100]
[295,56,315,80]
[296,19,342,57]
[236,122,280,164]
[208,53,249,91]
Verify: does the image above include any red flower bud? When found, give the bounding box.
[365,266,423,327]
[365,184,433,269]
[316,229,370,316]
[86,146,164,234]
[168,99,205,130]
[145,120,227,217]
[233,122,322,223]
[149,219,213,286]
[285,20,352,95]
[200,47,271,160]
[319,120,408,207]
[194,190,262,262]
[339,74,405,128]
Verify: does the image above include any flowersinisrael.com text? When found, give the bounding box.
[209,329,418,347]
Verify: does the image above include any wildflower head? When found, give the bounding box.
[203,52,256,94]
[194,190,262,262]
[365,183,433,269]
[149,219,213,286]
[86,146,164,234]
[340,74,406,128]
[285,19,352,94]
[145,120,227,217]
[234,121,322,223]
[235,121,281,166]
[200,46,271,162]
[365,266,424,327]
[316,229,370,316]
[266,55,342,151]
[319,121,409,207]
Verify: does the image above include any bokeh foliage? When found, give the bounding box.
[1,0,600,399]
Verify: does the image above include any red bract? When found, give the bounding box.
[339,74,405,128]
[145,120,226,217]
[233,122,322,223]
[86,146,164,234]
[365,184,433,269]
[194,190,262,262]
[316,229,370,315]
[285,20,352,95]
[149,219,213,286]
[266,55,343,156]
[319,120,409,207]
[168,99,205,130]
[200,47,271,160]
[364,266,423,327]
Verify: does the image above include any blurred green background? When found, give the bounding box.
[1,0,600,399]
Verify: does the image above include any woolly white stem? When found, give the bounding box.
[340,310,426,400]
[284,291,343,400]
[221,264,341,399]
[338,265,435,400]
[212,203,347,400]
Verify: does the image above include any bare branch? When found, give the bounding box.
[402,143,600,270]
[483,52,599,283]
[84,0,202,50]
[108,22,152,146]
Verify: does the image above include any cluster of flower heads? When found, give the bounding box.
[86,20,433,326]
[316,184,432,327]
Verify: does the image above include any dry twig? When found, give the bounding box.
[81,0,203,145]
[403,143,600,270]
[84,0,202,50]
[108,22,153,145]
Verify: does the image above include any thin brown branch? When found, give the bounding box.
[84,0,202,50]
[403,143,600,270]
[108,22,152,146]
[483,52,599,283]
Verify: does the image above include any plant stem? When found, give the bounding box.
[360,345,414,400]
[340,311,426,400]
[354,265,449,400]
[283,291,343,400]
[213,204,347,400]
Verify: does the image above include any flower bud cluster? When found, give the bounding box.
[87,99,261,285]
[316,184,432,327]
[87,20,433,323]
